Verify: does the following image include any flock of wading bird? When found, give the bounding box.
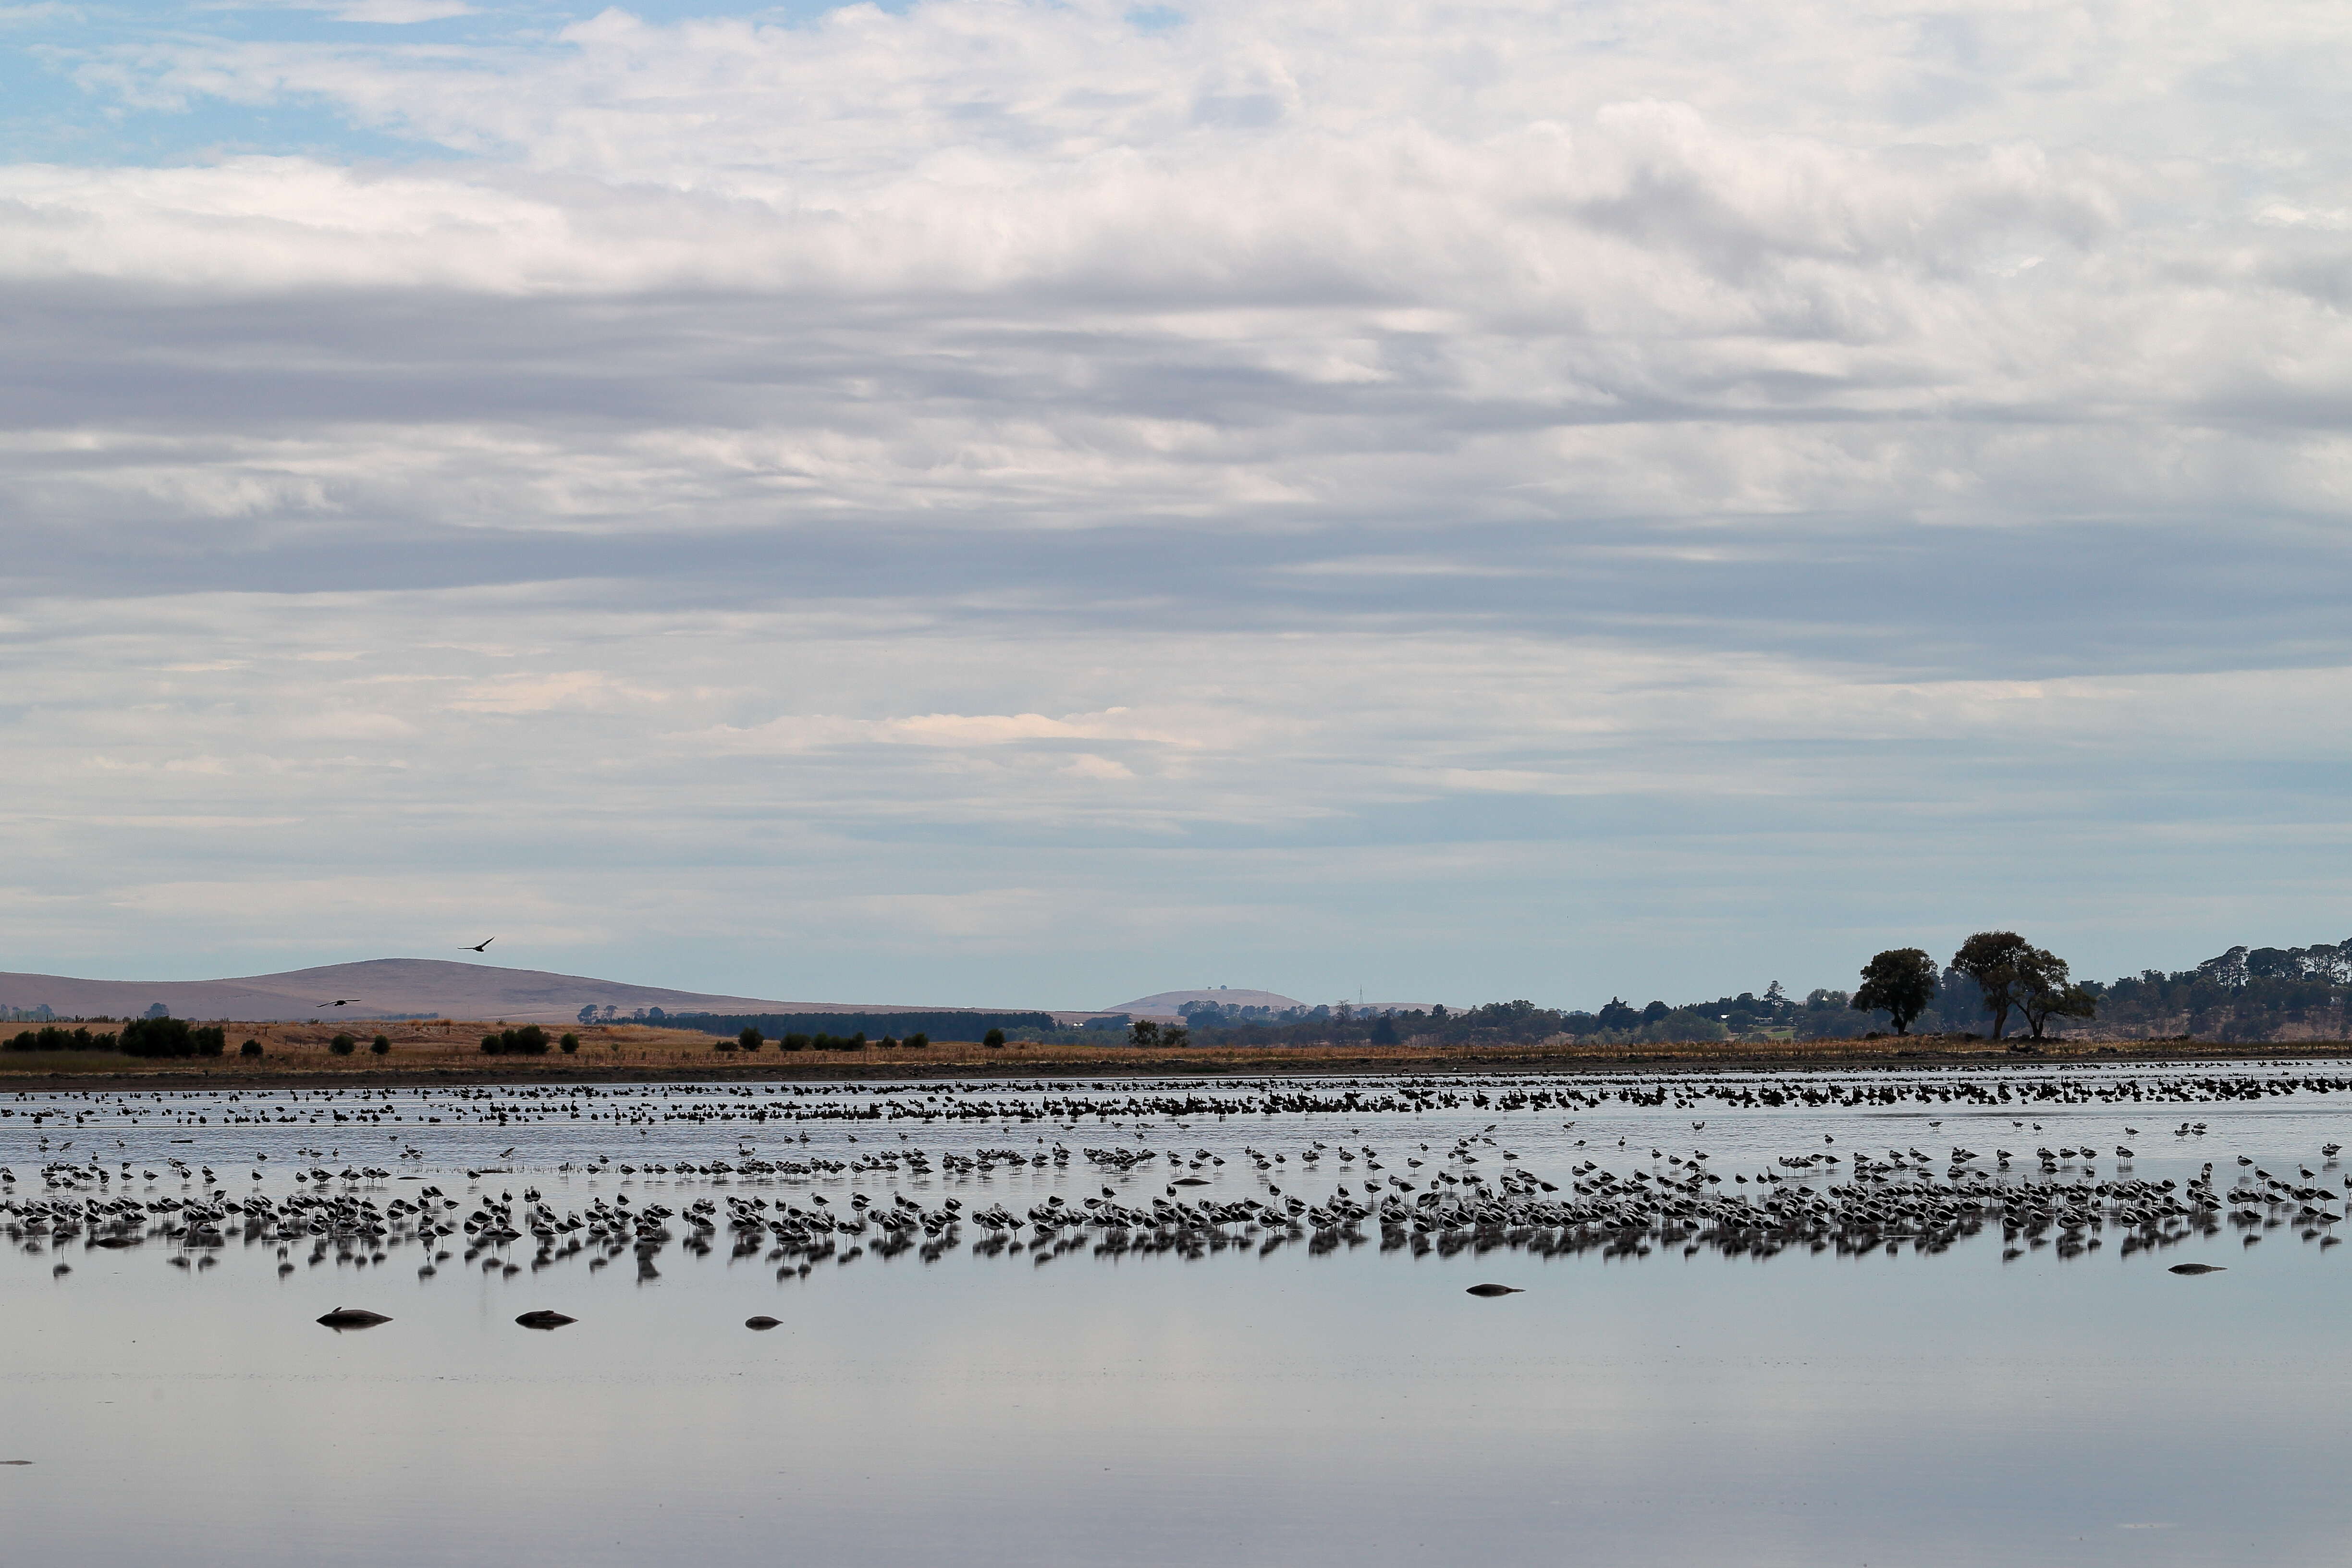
[10,1061,2352,1325]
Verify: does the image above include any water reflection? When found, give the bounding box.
[10,1063,2352,1279]
[4,1065,2352,1567]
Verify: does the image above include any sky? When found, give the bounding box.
[2,0,2349,1012]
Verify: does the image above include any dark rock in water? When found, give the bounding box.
[2168,1263,2226,1275]
[745,1316,781,1330]
[317,1308,392,1329]
[515,1310,577,1329]
[1465,1283,1523,1297]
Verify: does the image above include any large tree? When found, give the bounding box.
[1951,931,2034,1041]
[1852,948,1939,1034]
[2016,946,2098,1039]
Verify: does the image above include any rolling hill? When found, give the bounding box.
[0,959,975,1027]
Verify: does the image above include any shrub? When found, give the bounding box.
[715,1039,737,1052]
[122,1017,225,1057]
[330,1034,356,1056]
[737,1027,763,1053]
[983,1028,1005,1049]
[879,1035,899,1049]
[120,1016,189,1056]
[780,1033,809,1052]
[479,1025,551,1055]
[905,1032,928,1049]
[7,1025,110,1053]
[240,1039,263,1057]
[370,1036,391,1055]
[560,1032,579,1054]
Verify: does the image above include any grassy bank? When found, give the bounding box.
[4,1019,2351,1090]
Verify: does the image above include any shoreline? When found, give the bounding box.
[6,1029,2352,1092]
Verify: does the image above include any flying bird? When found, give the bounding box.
[318,999,359,1007]
[464,938,494,952]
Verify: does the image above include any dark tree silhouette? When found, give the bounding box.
[1951,932,2034,1041]
[122,1017,223,1057]
[479,1025,550,1055]
[1852,948,1939,1034]
[2016,946,2098,1039]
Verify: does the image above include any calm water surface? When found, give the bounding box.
[5,1064,2351,1567]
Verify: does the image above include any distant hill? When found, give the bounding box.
[0,960,1437,1031]
[0,959,994,1027]
[1109,988,1308,1018]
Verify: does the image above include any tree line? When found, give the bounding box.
[1852,933,2095,1040]
[1168,934,2351,1049]
[717,1027,937,1053]
[670,1011,1061,1043]
[3,1017,229,1056]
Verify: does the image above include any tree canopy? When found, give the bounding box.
[1950,932,2034,1041]
[1852,948,1938,1034]
[120,1017,225,1057]
[2015,946,2097,1039]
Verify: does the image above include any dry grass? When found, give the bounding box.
[2,1022,2344,1086]
[0,1019,721,1078]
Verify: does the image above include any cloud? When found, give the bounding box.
[325,0,473,22]
[701,706,1188,752]
[448,670,664,713]
[1,0,2349,1004]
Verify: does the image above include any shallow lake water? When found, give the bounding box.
[6,1062,2352,1567]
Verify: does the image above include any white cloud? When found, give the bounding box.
[700,706,1190,753]
[327,0,473,22]
[3,0,2350,1003]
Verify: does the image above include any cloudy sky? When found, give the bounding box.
[3,0,2347,1010]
